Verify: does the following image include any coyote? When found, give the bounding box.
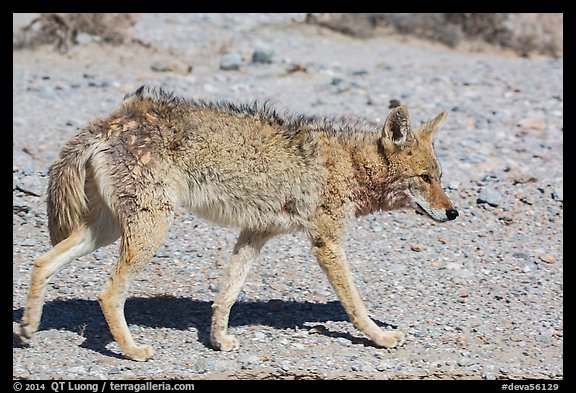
[17,86,458,361]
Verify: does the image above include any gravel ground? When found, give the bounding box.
[13,13,563,380]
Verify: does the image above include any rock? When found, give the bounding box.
[453,269,475,279]
[481,174,498,183]
[510,174,538,185]
[194,358,208,373]
[108,367,120,374]
[151,60,176,72]
[461,153,487,164]
[361,363,377,373]
[477,187,502,207]
[285,63,307,73]
[438,236,448,244]
[447,181,460,190]
[67,366,86,374]
[88,80,111,88]
[370,221,383,232]
[305,13,377,38]
[253,331,266,341]
[252,49,274,64]
[76,32,100,44]
[239,353,260,368]
[376,360,395,371]
[13,205,30,215]
[20,239,36,246]
[154,247,170,258]
[518,117,546,130]
[519,196,534,205]
[410,244,423,252]
[308,325,328,335]
[457,357,474,367]
[220,53,245,70]
[552,189,563,202]
[388,263,407,274]
[269,283,288,292]
[538,253,556,264]
[331,77,344,86]
[366,94,387,106]
[213,359,234,372]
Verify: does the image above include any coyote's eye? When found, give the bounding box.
[420,174,432,184]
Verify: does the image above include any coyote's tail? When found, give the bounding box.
[46,133,103,245]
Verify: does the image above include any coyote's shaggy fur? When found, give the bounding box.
[18,86,458,361]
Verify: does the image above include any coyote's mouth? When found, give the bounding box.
[414,202,426,215]
[413,201,447,223]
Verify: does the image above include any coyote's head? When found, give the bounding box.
[381,106,458,222]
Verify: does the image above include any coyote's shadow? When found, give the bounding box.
[13,296,398,358]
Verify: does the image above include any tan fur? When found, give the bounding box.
[18,86,457,361]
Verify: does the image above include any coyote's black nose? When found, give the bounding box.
[446,208,459,221]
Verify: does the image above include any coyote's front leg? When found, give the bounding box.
[310,223,405,348]
[211,230,271,351]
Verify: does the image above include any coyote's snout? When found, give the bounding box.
[17,86,457,361]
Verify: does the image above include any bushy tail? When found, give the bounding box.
[46,134,102,245]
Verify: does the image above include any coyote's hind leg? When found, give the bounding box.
[18,227,111,344]
[97,209,171,362]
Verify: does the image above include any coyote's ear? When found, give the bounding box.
[382,105,413,149]
[418,111,448,140]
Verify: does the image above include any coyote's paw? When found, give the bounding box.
[16,323,34,346]
[124,344,154,362]
[212,334,240,351]
[372,330,406,348]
